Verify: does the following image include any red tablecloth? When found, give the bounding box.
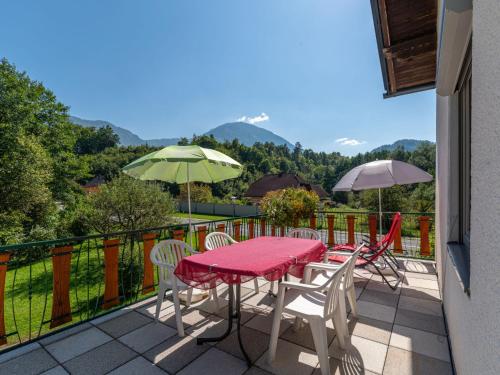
[174,236,327,289]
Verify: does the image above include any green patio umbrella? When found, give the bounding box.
[122,145,243,245]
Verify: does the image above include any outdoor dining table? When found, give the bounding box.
[174,236,327,366]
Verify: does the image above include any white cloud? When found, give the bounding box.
[237,112,270,125]
[335,137,366,146]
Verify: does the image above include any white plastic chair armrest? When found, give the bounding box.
[326,250,356,257]
[305,262,341,272]
[278,281,322,292]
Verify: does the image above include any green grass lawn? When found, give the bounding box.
[173,212,230,221]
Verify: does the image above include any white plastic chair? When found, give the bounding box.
[304,247,363,338]
[205,232,259,293]
[150,239,219,337]
[286,227,320,240]
[267,259,350,375]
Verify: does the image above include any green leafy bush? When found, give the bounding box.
[260,188,319,227]
[86,175,176,233]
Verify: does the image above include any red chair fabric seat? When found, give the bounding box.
[328,254,368,267]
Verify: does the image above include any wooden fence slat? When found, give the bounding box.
[260,219,266,236]
[419,216,431,256]
[102,238,120,309]
[216,223,225,232]
[347,215,356,246]
[280,226,285,237]
[393,217,403,254]
[368,214,378,246]
[309,215,317,230]
[248,219,255,239]
[142,233,157,294]
[173,229,184,241]
[271,225,276,236]
[327,215,335,247]
[233,221,241,242]
[197,226,208,252]
[0,253,11,345]
[50,245,73,328]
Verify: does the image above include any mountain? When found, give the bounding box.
[204,122,294,148]
[69,116,179,147]
[371,139,434,153]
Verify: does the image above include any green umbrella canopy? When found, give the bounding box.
[122,145,243,183]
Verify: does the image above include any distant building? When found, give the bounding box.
[244,173,329,204]
[82,176,106,194]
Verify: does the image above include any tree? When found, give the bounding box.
[75,126,119,154]
[86,175,176,233]
[178,183,213,203]
[260,188,319,227]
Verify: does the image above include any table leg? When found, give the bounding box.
[196,284,252,367]
[235,284,251,366]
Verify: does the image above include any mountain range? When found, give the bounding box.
[70,116,293,148]
[371,139,434,152]
[70,115,431,153]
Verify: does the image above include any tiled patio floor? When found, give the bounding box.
[0,260,452,375]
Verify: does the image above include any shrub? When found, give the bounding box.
[87,175,176,233]
[260,188,319,227]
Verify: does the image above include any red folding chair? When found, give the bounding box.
[326,212,402,290]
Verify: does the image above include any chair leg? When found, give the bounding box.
[171,283,185,337]
[267,291,285,363]
[309,319,330,375]
[338,289,349,339]
[186,288,193,307]
[253,278,260,293]
[211,288,220,311]
[347,286,358,318]
[332,310,346,349]
[155,284,167,322]
[270,281,275,294]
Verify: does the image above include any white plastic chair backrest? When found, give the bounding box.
[344,247,363,290]
[150,239,194,283]
[321,260,350,318]
[205,232,236,251]
[287,228,320,240]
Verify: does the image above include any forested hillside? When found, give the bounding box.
[0,59,435,244]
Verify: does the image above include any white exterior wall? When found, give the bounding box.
[436,1,500,374]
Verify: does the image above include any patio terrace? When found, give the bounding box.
[0,259,452,375]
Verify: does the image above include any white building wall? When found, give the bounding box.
[436,1,500,374]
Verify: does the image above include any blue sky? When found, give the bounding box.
[1,0,435,155]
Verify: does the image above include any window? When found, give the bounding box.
[457,45,471,249]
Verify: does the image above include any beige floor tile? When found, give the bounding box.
[256,339,319,375]
[329,335,388,374]
[311,358,379,375]
[244,311,293,335]
[193,293,229,314]
[365,280,401,295]
[390,325,450,362]
[41,365,69,375]
[395,308,446,335]
[97,311,152,338]
[359,289,399,307]
[45,327,112,363]
[108,356,167,374]
[404,271,438,281]
[347,316,393,345]
[402,277,439,291]
[118,322,177,353]
[0,348,58,374]
[383,346,452,375]
[137,300,174,319]
[280,320,336,351]
[398,296,442,317]
[160,306,213,329]
[186,315,231,340]
[144,335,210,374]
[241,292,277,311]
[356,300,396,323]
[216,326,270,363]
[63,341,137,374]
[244,366,274,375]
[178,347,247,375]
[400,286,441,302]
[403,261,436,274]
[214,303,260,324]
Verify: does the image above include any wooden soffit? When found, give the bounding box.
[371,0,437,98]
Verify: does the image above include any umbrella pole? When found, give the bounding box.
[187,164,193,247]
[378,188,383,237]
